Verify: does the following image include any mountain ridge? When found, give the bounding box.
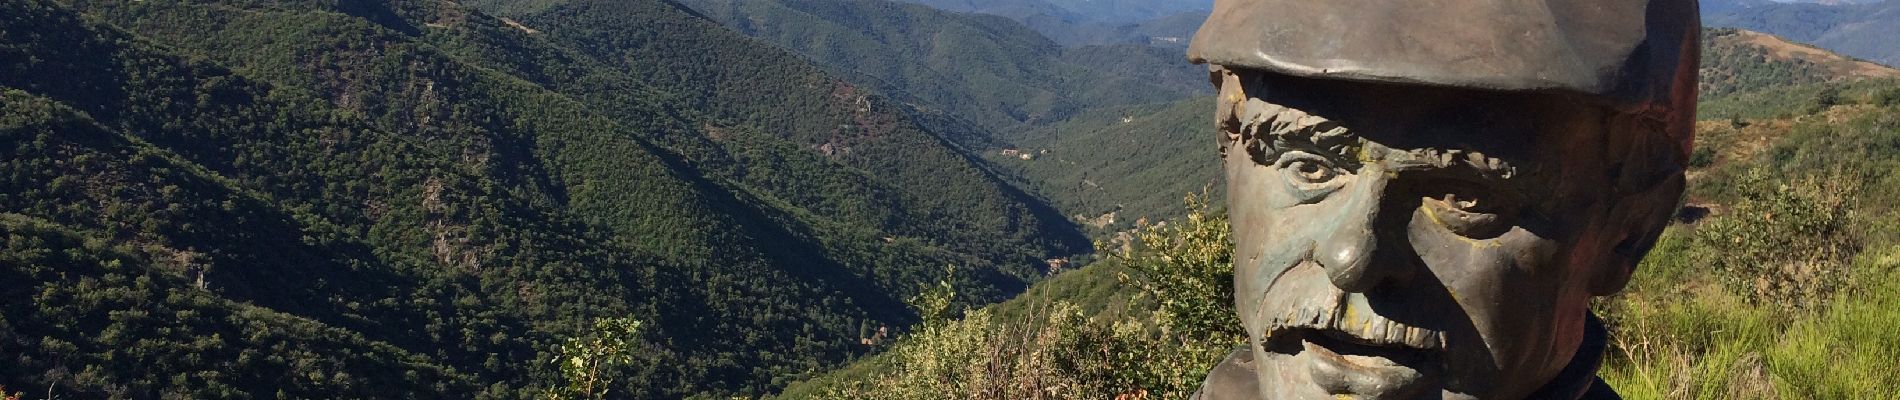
[1707,0,1900,67]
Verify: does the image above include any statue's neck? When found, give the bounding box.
[1524,312,1617,400]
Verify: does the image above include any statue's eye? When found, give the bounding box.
[1275,151,1347,201]
[1290,159,1335,183]
[1420,181,1517,238]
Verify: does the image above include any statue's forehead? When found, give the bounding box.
[1238,78,1606,161]
[1190,0,1699,117]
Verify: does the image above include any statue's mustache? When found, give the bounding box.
[1255,286,1448,352]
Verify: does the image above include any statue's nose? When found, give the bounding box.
[1316,173,1397,293]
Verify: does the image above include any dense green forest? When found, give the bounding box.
[0,0,1088,397]
[986,98,1219,233]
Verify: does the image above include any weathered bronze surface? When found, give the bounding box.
[1189,1,1699,399]
[1188,0,1700,119]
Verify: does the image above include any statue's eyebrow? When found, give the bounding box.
[1385,147,1518,180]
[1244,103,1363,161]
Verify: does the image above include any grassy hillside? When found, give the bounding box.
[1700,28,1900,97]
[1,0,1089,396]
[1596,77,1900,399]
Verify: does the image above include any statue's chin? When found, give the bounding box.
[1256,330,1443,400]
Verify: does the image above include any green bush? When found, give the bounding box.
[1688,147,1717,169]
[1697,169,1858,311]
[796,194,1243,400]
[544,317,648,400]
[1875,87,1900,107]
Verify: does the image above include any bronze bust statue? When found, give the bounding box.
[1186,1,1700,399]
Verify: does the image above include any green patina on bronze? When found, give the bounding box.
[1188,1,1700,399]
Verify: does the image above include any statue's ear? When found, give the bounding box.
[1214,68,1247,158]
[1591,157,1687,297]
[1587,110,1691,296]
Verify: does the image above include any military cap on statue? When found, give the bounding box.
[1188,0,1700,156]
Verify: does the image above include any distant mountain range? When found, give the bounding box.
[1704,0,1900,67]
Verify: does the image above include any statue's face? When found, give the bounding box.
[1218,71,1660,399]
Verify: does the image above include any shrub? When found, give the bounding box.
[803,194,1244,400]
[1688,147,1717,169]
[545,317,647,400]
[1695,169,1858,311]
[1110,192,1243,344]
[1875,87,1900,107]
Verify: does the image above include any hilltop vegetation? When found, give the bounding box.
[1596,76,1900,399]
[1700,28,1900,97]
[777,195,1241,400]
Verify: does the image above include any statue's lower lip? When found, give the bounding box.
[1276,329,1439,398]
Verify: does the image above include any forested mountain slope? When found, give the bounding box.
[987,98,1219,233]
[1,0,1086,396]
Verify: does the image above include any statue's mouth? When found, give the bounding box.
[1262,327,1443,398]
[1253,287,1448,398]
[1254,293,1447,351]
[1247,259,1456,397]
